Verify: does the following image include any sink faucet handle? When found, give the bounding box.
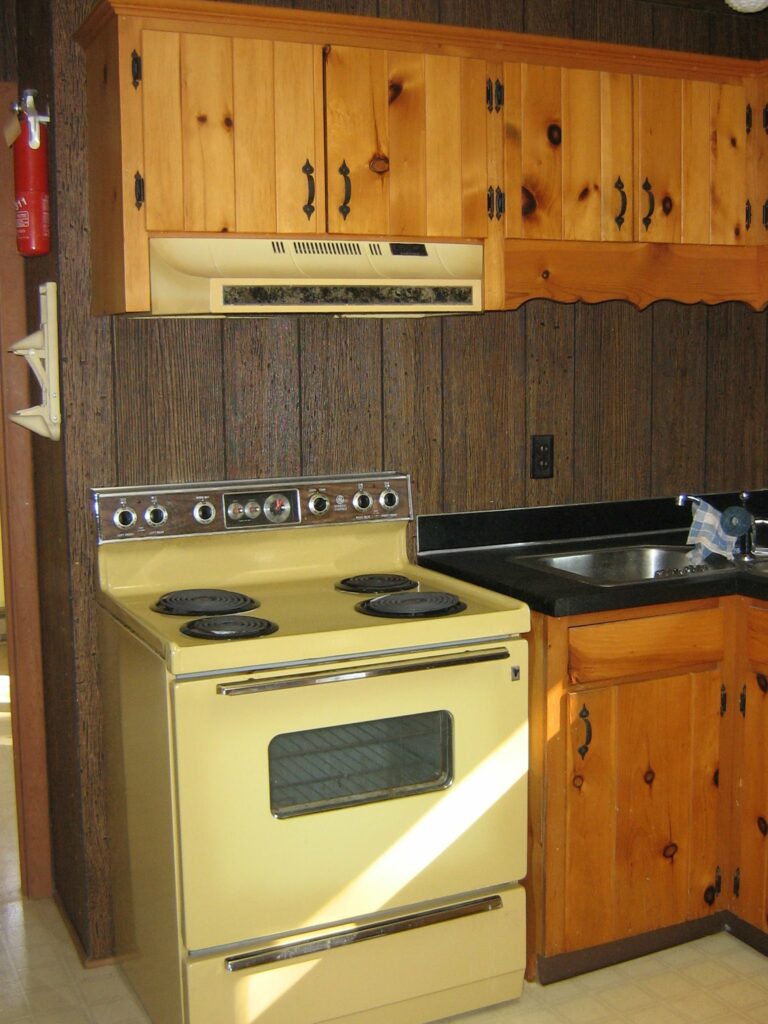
[740,491,751,506]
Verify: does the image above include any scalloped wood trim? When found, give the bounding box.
[502,240,766,310]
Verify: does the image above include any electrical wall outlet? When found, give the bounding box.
[531,434,554,479]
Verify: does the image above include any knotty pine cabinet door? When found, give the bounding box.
[502,65,635,243]
[141,31,325,235]
[562,670,723,951]
[323,45,489,239]
[734,603,768,934]
[746,74,768,247]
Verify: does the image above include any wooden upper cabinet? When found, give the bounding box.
[746,74,768,248]
[142,31,324,236]
[635,75,683,243]
[503,65,635,243]
[324,45,488,238]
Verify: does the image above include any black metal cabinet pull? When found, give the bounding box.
[495,186,505,219]
[302,159,315,221]
[486,78,493,113]
[614,177,627,230]
[487,186,494,220]
[577,703,592,759]
[746,199,752,231]
[642,178,655,231]
[338,160,351,220]
[763,201,768,231]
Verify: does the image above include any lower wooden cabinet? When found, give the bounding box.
[526,597,761,980]
[733,603,768,933]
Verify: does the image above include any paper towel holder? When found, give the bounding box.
[9,281,61,440]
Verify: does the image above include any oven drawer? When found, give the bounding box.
[172,641,528,951]
[184,886,525,1024]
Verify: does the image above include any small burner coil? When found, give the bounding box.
[336,573,418,594]
[181,615,279,640]
[152,589,258,616]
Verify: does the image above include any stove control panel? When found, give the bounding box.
[92,473,412,542]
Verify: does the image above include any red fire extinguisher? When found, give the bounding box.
[8,90,51,256]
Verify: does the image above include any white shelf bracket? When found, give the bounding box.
[8,281,61,441]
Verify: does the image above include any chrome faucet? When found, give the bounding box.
[676,493,701,508]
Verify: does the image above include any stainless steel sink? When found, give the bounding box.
[513,544,735,587]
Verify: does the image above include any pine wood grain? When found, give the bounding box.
[562,68,601,241]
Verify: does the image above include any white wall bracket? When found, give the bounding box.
[9,281,61,440]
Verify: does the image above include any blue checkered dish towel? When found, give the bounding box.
[686,500,737,561]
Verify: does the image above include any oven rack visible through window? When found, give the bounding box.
[268,711,454,818]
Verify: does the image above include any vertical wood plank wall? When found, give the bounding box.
[7,0,768,959]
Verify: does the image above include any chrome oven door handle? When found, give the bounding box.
[216,647,516,696]
[224,893,504,971]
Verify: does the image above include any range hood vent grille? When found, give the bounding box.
[148,237,483,317]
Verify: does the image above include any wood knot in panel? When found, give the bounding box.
[388,80,403,105]
[522,186,537,218]
[546,123,562,147]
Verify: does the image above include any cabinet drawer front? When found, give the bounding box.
[569,608,724,684]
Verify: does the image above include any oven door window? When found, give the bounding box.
[268,710,453,818]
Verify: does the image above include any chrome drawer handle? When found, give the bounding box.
[216,647,514,695]
[224,894,503,971]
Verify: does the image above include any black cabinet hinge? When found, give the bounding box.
[764,103,768,134]
[746,198,752,231]
[733,867,741,898]
[720,684,727,716]
[134,171,145,210]
[740,684,747,717]
[131,50,142,89]
[746,103,753,134]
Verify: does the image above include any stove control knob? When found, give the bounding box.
[227,501,245,522]
[244,500,261,520]
[308,492,330,517]
[144,504,168,527]
[193,500,217,525]
[352,490,373,513]
[113,505,137,530]
[379,488,400,511]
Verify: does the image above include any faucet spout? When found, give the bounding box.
[676,493,701,508]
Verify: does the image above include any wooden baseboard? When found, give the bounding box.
[723,912,768,958]
[536,914,727,984]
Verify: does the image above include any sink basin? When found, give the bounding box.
[513,544,735,587]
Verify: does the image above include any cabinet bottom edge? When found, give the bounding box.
[536,914,727,984]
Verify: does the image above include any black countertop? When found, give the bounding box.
[417,490,768,617]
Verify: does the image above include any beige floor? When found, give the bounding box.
[1,687,767,1023]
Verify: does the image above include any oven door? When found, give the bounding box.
[172,641,527,952]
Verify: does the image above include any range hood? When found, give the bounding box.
[148,237,483,316]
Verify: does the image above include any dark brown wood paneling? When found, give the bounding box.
[379,0,439,21]
[223,318,301,479]
[705,304,768,492]
[439,0,523,32]
[524,0,573,39]
[113,318,226,484]
[652,3,710,54]
[300,317,383,474]
[650,301,708,497]
[442,311,526,512]
[524,300,575,506]
[573,303,654,502]
[709,9,768,59]
[574,0,653,47]
[382,318,442,515]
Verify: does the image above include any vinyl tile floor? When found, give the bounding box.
[2,693,768,1023]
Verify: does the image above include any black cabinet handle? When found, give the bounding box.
[577,704,592,759]
[487,186,494,220]
[338,160,351,220]
[763,201,768,231]
[746,199,752,231]
[302,159,315,221]
[614,177,627,230]
[495,186,505,219]
[486,78,493,113]
[642,178,655,231]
